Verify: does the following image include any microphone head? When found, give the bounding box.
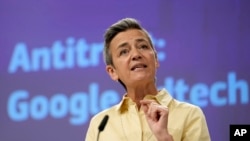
[98,115,109,132]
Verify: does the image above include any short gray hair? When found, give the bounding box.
[103,18,156,66]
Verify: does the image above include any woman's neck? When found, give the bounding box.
[126,84,158,108]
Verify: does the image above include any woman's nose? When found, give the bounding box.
[131,49,142,61]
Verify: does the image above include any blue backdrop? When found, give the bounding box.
[1,0,250,141]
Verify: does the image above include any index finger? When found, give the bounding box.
[140,100,159,114]
[140,99,155,105]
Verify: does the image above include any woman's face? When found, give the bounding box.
[106,29,159,87]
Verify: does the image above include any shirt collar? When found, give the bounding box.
[116,88,173,112]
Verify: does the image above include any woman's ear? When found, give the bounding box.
[106,65,119,81]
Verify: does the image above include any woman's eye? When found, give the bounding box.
[140,45,149,49]
[120,49,128,56]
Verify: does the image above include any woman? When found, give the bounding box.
[85,18,211,141]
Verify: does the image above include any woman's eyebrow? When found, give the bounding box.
[116,42,129,51]
[116,38,148,50]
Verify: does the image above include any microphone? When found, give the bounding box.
[97,115,109,141]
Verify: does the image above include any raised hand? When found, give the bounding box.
[140,100,173,141]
